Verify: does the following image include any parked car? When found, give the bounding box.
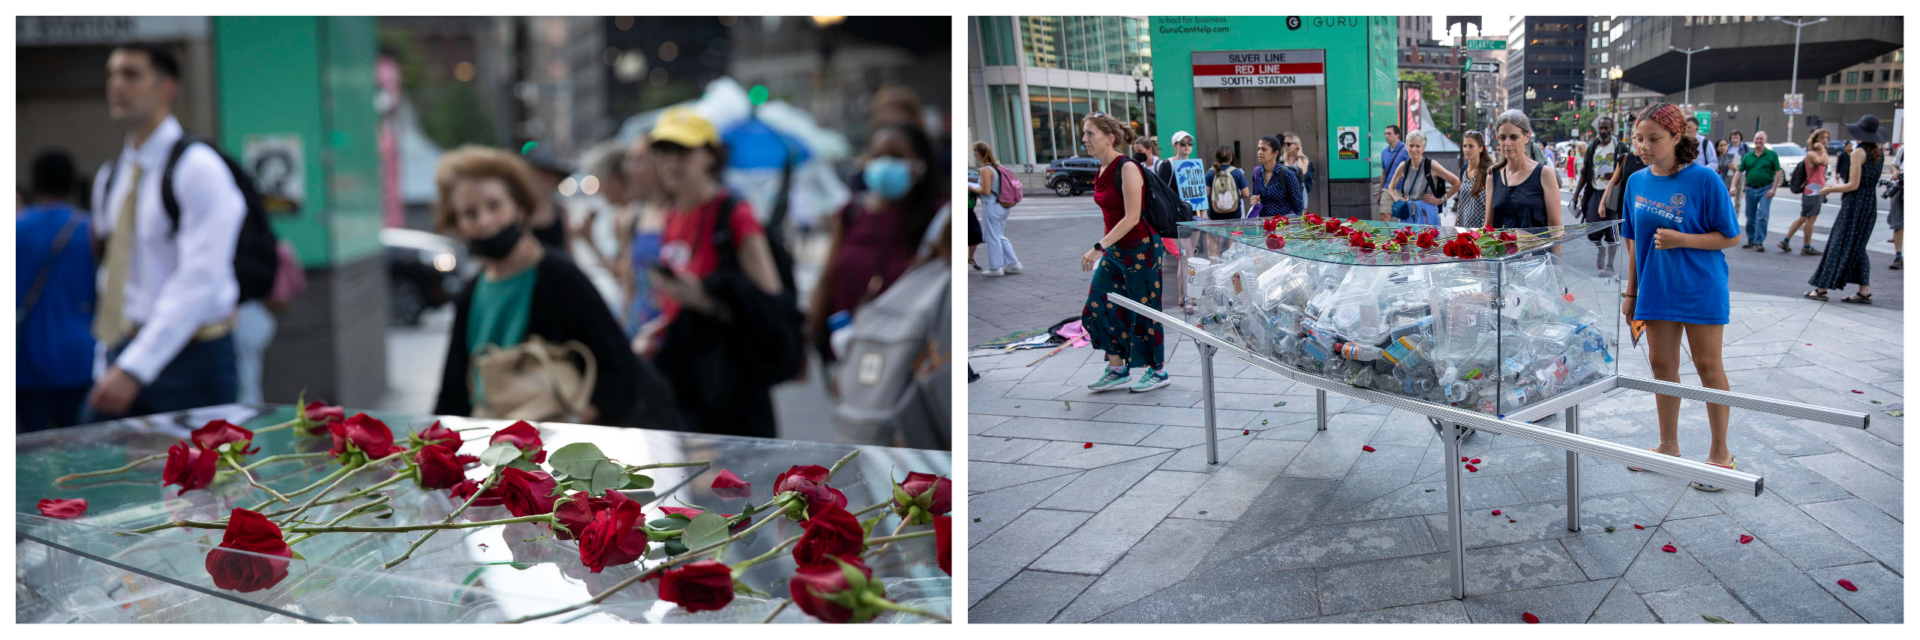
[1044,156,1101,196]
[382,228,474,326]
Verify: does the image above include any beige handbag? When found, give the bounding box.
[470,335,597,423]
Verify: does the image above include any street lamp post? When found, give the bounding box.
[1668,45,1710,107]
[1773,17,1827,144]
[1132,70,1154,139]
[1608,65,1623,122]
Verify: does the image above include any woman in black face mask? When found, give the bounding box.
[430,146,643,427]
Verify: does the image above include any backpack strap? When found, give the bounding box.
[18,211,85,330]
[159,135,199,234]
[708,191,744,273]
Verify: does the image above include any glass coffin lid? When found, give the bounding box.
[1174,218,1624,418]
[16,407,952,623]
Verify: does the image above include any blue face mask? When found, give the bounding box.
[864,156,917,200]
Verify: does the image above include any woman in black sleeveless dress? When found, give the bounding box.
[1806,115,1889,304]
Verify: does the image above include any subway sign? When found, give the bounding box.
[1192,50,1326,88]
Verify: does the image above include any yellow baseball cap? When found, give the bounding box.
[651,107,719,149]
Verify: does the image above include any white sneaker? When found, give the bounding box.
[982,268,1006,277]
[1005,262,1025,274]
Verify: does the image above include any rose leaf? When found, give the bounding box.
[683,512,730,551]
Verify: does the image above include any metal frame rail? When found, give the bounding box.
[1107,293,1870,599]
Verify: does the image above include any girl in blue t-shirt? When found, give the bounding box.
[1616,103,1745,491]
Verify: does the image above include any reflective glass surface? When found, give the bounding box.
[17,405,951,623]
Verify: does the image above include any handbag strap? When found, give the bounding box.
[18,211,84,330]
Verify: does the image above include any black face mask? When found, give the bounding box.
[468,222,525,260]
[1132,152,1149,164]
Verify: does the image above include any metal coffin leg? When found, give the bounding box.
[1316,389,1328,431]
[1443,420,1467,599]
[1565,405,1581,532]
[1200,341,1219,465]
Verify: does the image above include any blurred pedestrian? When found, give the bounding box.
[1780,129,1831,255]
[574,146,641,331]
[86,44,244,420]
[1131,137,1173,190]
[430,146,642,426]
[1283,132,1314,213]
[1454,131,1492,228]
[1488,109,1563,229]
[18,149,96,432]
[1387,131,1457,226]
[1574,116,1628,275]
[522,148,574,257]
[1736,131,1784,250]
[623,133,670,350]
[1248,136,1304,217]
[966,168,984,270]
[810,123,947,368]
[1377,125,1409,222]
[1078,112,1168,394]
[1806,116,1888,304]
[969,141,1022,276]
[850,86,929,195]
[1888,144,1903,270]
[1687,116,1717,172]
[1205,145,1249,220]
[1725,130,1748,215]
[647,108,802,439]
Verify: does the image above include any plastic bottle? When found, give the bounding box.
[827,311,854,359]
[1444,379,1475,403]
[1338,341,1385,362]
[1389,316,1434,342]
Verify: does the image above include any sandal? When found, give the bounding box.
[1626,442,1678,472]
[1803,289,1829,301]
[1840,293,1873,304]
[1690,458,1737,492]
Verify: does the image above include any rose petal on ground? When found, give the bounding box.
[1362,445,1376,452]
[1851,390,1864,394]
[1522,613,1540,624]
[1460,457,1469,462]
[1662,544,1677,553]
[1470,458,1481,464]
[1464,464,1478,472]
[1837,579,1857,591]
[1634,524,1645,530]
[1243,430,1251,435]
[1738,534,1754,544]
[1082,443,1092,449]
[1491,509,1502,516]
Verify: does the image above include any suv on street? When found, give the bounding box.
[1044,156,1101,196]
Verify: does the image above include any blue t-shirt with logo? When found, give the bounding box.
[1619,163,1741,325]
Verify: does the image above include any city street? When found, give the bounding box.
[965,191,1905,623]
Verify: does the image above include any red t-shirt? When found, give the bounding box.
[658,190,763,326]
[1094,157,1152,244]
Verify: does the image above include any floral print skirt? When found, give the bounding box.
[1081,236,1166,369]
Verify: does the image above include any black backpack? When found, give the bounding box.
[1787,161,1809,195]
[103,135,280,303]
[1118,155,1194,238]
[709,191,806,383]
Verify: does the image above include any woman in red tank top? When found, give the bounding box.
[1078,112,1169,393]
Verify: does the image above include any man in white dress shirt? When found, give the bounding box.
[86,44,246,419]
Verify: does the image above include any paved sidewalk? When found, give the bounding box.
[966,201,1905,623]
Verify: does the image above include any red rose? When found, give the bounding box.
[710,469,751,500]
[1324,218,1343,233]
[1266,235,1287,250]
[774,464,849,519]
[554,491,617,540]
[490,421,547,464]
[1303,212,1322,225]
[303,400,346,425]
[328,413,402,460]
[162,441,219,495]
[1498,231,1519,252]
[577,492,648,573]
[790,556,883,624]
[450,478,503,507]
[659,505,748,532]
[935,515,952,576]
[655,561,736,612]
[1260,217,1278,233]
[414,421,462,455]
[415,444,469,490]
[37,498,88,519]
[1277,216,1290,226]
[793,504,867,567]
[890,470,952,522]
[205,508,293,593]
[190,420,258,455]
[497,467,559,517]
[1416,228,1440,249]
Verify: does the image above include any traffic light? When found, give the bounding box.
[1807,115,1823,127]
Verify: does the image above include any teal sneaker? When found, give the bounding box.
[1131,368,1172,393]
[1088,368,1131,391]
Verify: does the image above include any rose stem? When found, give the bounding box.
[380,470,501,569]
[242,451,330,471]
[277,451,407,528]
[758,599,790,623]
[287,513,553,535]
[861,530,934,546]
[859,592,951,623]
[276,464,353,501]
[623,459,712,471]
[728,532,802,573]
[825,449,861,479]
[867,517,912,556]
[53,453,166,485]
[224,457,291,504]
[254,470,414,516]
[247,418,300,434]
[503,500,794,624]
[285,495,393,545]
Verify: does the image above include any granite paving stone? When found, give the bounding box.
[1461,578,1616,624]
[1034,452,1172,512]
[1587,583,1660,623]
[1621,529,1720,595]
[1053,518,1233,623]
[1083,404,1266,429]
[1659,515,1864,623]
[1169,439,1307,521]
[1014,441,1176,470]
[1028,470,1211,575]
[1289,600,1471,624]
[968,509,1094,607]
[1796,421,1904,479]
[968,413,1012,436]
[1092,569,1321,623]
[1426,494,1658,550]
[1560,527,1656,581]
[1327,475,1530,525]
[969,394,1117,420]
[970,570,1097,623]
[981,416,1162,445]
[969,460,1082,493]
[1156,433,1257,473]
[1207,516,1436,578]
[967,436,1050,463]
[1807,562,1904,623]
[1699,491,1873,571]
[1314,540,1587,615]
[1281,413,1386,480]
[968,473,1082,547]
[1799,499,1903,574]
[1188,476,1341,577]
[1639,584,1763,624]
[1796,452,1904,520]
